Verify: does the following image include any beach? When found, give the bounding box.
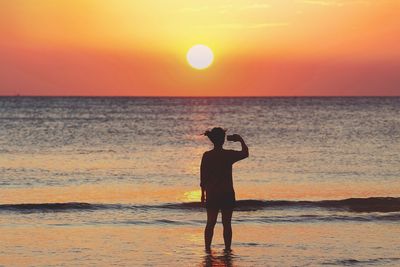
[1,97,399,266]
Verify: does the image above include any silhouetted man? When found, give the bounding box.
[200,127,249,251]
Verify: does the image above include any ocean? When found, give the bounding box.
[0,97,399,266]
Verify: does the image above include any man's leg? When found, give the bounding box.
[205,208,219,251]
[221,208,233,250]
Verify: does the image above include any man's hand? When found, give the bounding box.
[229,134,243,142]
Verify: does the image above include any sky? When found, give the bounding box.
[0,0,399,96]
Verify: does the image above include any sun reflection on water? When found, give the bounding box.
[184,190,201,202]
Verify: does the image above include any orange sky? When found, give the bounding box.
[0,0,399,96]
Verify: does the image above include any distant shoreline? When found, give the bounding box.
[1,95,399,98]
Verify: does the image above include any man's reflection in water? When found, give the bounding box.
[201,250,235,267]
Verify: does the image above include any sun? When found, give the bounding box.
[186,44,214,70]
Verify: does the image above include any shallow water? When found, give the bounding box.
[0,97,399,266]
[1,223,399,266]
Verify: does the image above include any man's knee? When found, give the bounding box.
[222,220,231,228]
[206,220,217,229]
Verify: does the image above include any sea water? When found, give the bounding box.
[0,97,399,266]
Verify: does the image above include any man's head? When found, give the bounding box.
[205,127,226,146]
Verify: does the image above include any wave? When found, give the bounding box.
[163,197,400,213]
[50,213,400,225]
[322,257,400,266]
[0,197,399,213]
[0,202,109,211]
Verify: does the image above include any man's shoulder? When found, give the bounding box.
[203,150,212,156]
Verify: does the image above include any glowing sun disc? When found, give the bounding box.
[186,45,214,70]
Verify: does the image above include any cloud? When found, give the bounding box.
[298,0,370,6]
[199,22,289,30]
[178,3,269,13]
[300,0,344,6]
[178,6,208,13]
[240,4,270,10]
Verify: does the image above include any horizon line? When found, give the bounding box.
[1,95,399,98]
